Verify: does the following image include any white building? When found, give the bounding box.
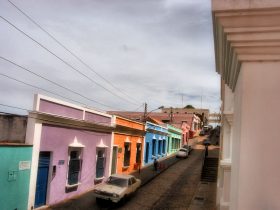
[212,1,280,210]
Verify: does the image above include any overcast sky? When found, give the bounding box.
[0,0,220,115]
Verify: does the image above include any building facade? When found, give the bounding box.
[212,1,280,209]
[0,145,32,210]
[26,95,114,209]
[144,122,168,165]
[0,114,32,210]
[166,124,182,154]
[112,116,145,174]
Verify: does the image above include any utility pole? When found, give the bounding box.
[143,102,147,121]
[170,107,173,123]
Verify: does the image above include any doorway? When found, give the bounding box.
[111,146,118,174]
[35,152,51,208]
[145,142,149,163]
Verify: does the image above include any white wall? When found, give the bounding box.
[230,61,280,210]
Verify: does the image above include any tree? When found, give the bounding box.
[184,105,195,109]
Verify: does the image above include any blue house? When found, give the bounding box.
[143,122,168,165]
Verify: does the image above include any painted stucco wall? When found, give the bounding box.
[0,146,32,210]
[144,122,168,165]
[167,124,182,154]
[116,117,145,130]
[114,117,145,174]
[39,99,83,120]
[230,62,280,210]
[39,124,112,205]
[114,134,144,174]
[0,115,27,143]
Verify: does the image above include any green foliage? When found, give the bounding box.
[184,105,195,109]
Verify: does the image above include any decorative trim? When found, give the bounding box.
[220,159,232,170]
[97,139,108,148]
[29,111,115,133]
[69,137,85,148]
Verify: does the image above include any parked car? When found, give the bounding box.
[182,145,193,154]
[199,130,206,136]
[176,148,189,158]
[93,174,141,203]
[188,145,193,154]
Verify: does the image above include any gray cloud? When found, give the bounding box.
[0,0,220,114]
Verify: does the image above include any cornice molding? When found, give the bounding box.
[213,5,280,91]
[223,111,233,126]
[29,111,115,133]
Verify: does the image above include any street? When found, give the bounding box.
[117,149,204,210]
[48,145,206,210]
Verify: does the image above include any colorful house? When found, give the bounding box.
[0,145,33,210]
[0,114,32,210]
[166,124,182,154]
[143,121,168,165]
[111,116,145,174]
[26,94,114,209]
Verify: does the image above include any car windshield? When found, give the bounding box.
[179,149,187,152]
[106,176,128,187]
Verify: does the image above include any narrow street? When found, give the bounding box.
[116,149,204,210]
[48,143,208,210]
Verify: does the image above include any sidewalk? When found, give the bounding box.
[46,150,181,209]
[188,143,219,210]
[130,153,179,186]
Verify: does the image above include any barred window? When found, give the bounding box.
[124,143,131,167]
[136,143,141,163]
[67,150,82,185]
[152,139,156,156]
[96,149,106,178]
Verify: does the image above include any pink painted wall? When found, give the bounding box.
[85,111,111,125]
[39,99,83,120]
[40,124,112,205]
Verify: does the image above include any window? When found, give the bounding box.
[124,142,131,167]
[136,143,141,163]
[67,150,82,186]
[158,140,162,155]
[145,142,149,163]
[152,139,156,156]
[130,177,136,185]
[162,140,166,154]
[96,149,106,178]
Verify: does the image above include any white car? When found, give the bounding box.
[93,174,141,203]
[176,148,189,158]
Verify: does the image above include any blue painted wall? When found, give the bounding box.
[143,122,168,165]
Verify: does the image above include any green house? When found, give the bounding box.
[0,145,32,210]
[166,124,182,154]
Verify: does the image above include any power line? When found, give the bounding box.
[0,103,29,112]
[0,56,123,111]
[132,103,144,112]
[0,15,139,107]
[7,0,142,105]
[0,72,90,108]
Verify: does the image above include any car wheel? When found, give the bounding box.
[120,195,128,205]
[96,197,102,204]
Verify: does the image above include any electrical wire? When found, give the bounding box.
[0,72,90,108]
[0,56,124,111]
[0,15,140,107]
[7,0,142,105]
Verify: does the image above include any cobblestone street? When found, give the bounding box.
[46,136,219,210]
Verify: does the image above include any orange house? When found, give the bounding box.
[111,116,145,174]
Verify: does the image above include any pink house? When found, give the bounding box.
[26,95,114,209]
